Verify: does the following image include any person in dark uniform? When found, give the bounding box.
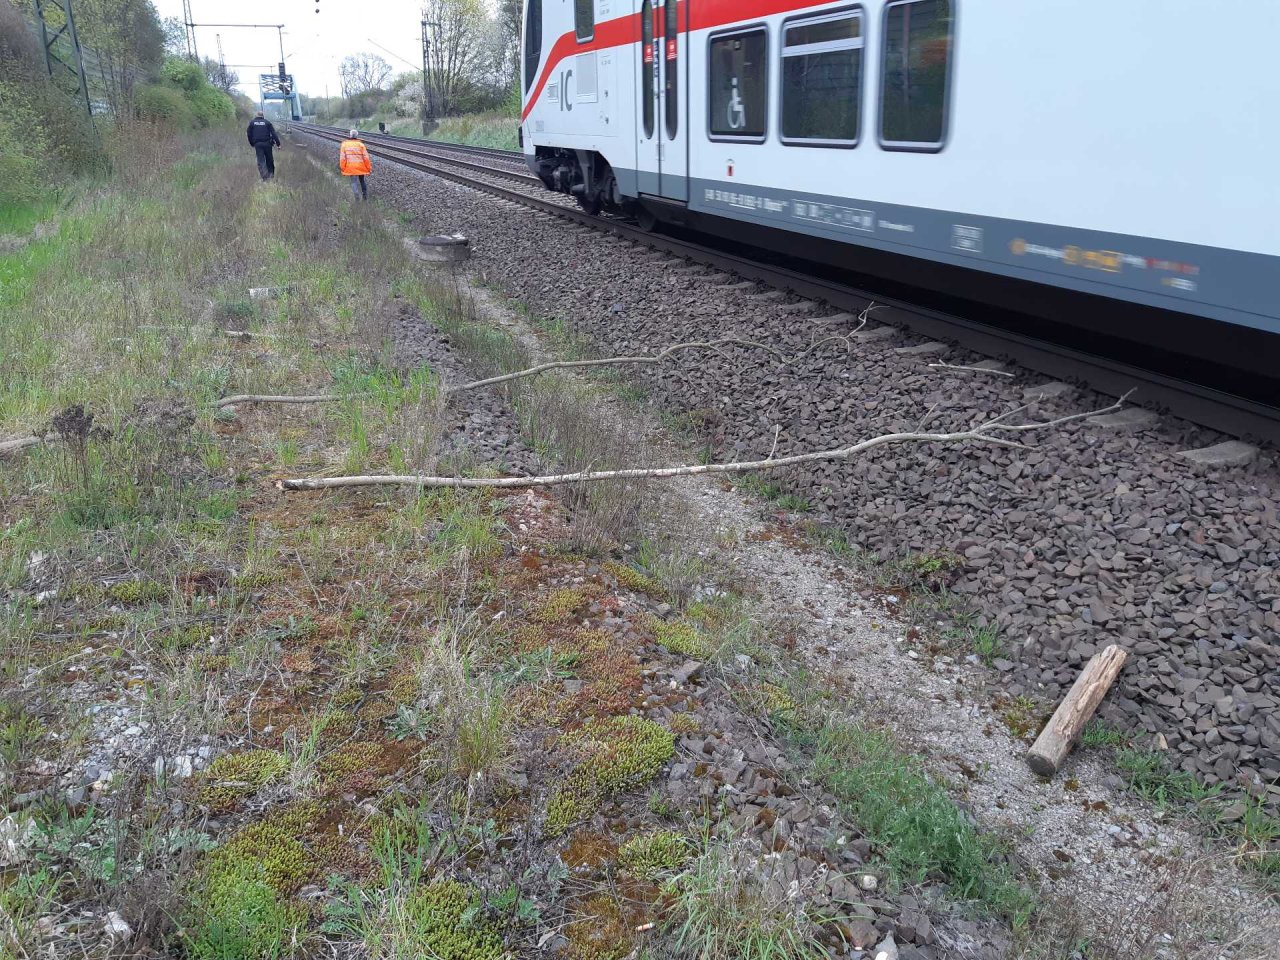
[246,111,281,181]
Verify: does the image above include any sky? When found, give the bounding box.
[152,0,432,100]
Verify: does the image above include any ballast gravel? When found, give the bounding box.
[296,133,1280,812]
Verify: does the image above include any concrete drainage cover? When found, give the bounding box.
[409,234,471,263]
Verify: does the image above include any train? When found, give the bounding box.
[518,0,1280,403]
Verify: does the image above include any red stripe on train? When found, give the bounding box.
[521,0,826,123]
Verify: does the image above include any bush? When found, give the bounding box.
[161,58,205,92]
[137,60,235,130]
[189,85,235,127]
[0,83,50,205]
[135,83,196,129]
[0,3,103,183]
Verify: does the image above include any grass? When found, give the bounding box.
[0,195,58,236]
[808,717,1033,922]
[665,841,831,960]
[329,112,520,152]
[736,473,811,513]
[1080,720,1129,749]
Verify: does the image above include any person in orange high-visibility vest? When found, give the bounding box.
[339,130,372,201]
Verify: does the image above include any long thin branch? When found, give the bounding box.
[213,333,861,408]
[0,436,42,456]
[445,335,844,396]
[0,435,42,458]
[983,391,1131,433]
[214,394,357,409]
[928,362,1015,378]
[279,391,1128,492]
[278,426,1031,492]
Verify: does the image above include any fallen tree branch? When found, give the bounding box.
[277,395,1126,492]
[448,332,860,395]
[214,394,356,409]
[212,333,863,409]
[223,329,324,349]
[277,429,1020,491]
[927,362,1015,378]
[0,436,42,457]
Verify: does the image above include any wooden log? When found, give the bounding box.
[0,436,41,457]
[1026,643,1128,777]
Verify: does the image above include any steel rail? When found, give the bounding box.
[304,122,522,162]
[301,123,538,187]
[295,125,1280,444]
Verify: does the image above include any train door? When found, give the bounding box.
[658,0,687,200]
[636,0,660,195]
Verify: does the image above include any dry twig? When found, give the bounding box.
[208,334,860,409]
[927,361,1016,378]
[277,396,1126,492]
[0,436,42,456]
[213,393,354,409]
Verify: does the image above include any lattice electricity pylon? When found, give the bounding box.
[33,0,92,118]
[259,73,302,121]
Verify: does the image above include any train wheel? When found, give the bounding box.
[575,194,602,216]
[636,206,658,232]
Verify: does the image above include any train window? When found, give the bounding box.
[879,0,953,150]
[708,29,768,141]
[781,9,863,146]
[523,0,542,91]
[575,0,594,43]
[664,0,678,138]
[641,0,655,137]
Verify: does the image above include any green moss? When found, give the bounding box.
[318,740,385,789]
[670,713,700,734]
[106,579,169,604]
[532,586,600,625]
[759,683,798,718]
[185,865,303,960]
[650,618,713,660]
[399,881,505,960]
[196,749,287,810]
[234,570,284,590]
[184,805,317,960]
[546,716,675,837]
[618,831,691,880]
[209,811,316,893]
[388,668,420,707]
[332,686,362,707]
[605,562,667,599]
[563,894,630,960]
[317,707,357,740]
[158,623,208,652]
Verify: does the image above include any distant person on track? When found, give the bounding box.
[339,129,372,201]
[247,111,281,181]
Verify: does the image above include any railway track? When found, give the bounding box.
[306,123,524,166]
[295,122,1280,445]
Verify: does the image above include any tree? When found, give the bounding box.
[160,15,187,58]
[495,0,522,91]
[339,53,392,98]
[201,57,238,96]
[72,0,166,114]
[422,0,492,117]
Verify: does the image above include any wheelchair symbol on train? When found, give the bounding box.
[727,78,746,130]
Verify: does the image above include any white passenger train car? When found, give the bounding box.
[520,0,1280,380]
